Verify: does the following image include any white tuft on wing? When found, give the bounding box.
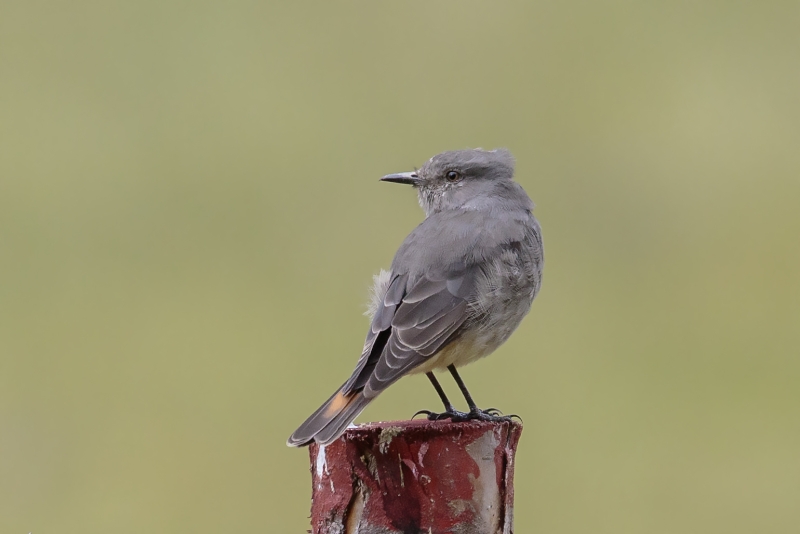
[365,269,392,319]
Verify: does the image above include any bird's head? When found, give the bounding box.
[381,148,518,215]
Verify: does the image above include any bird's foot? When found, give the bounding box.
[463,407,523,423]
[413,408,522,423]
[413,408,470,421]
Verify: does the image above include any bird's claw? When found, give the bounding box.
[412,407,522,423]
[412,408,470,421]
[461,408,519,423]
[481,408,522,422]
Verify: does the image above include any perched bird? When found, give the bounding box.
[287,148,543,447]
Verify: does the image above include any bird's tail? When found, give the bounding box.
[286,385,371,447]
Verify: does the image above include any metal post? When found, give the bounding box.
[308,419,522,534]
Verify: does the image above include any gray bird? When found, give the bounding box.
[287,148,543,447]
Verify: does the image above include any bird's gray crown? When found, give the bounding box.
[409,148,525,216]
[380,148,529,216]
[421,148,515,182]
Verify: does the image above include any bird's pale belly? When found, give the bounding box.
[409,315,519,375]
[410,330,489,374]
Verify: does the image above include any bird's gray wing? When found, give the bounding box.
[340,272,407,393]
[342,264,479,399]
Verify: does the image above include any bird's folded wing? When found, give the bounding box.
[343,266,479,399]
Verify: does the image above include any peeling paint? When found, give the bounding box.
[377,426,402,454]
[417,442,429,467]
[465,429,502,532]
[448,499,473,517]
[362,450,380,484]
[343,482,365,534]
[401,458,419,480]
[315,444,330,492]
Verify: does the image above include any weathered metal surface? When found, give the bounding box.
[308,419,522,534]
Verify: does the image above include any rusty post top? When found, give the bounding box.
[332,419,523,454]
[308,419,523,534]
[340,417,521,435]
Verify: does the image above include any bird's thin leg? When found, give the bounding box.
[426,372,455,412]
[412,372,469,421]
[447,364,521,422]
[447,364,479,411]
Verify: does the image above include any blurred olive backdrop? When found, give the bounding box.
[2,2,799,533]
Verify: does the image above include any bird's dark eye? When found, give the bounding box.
[445,171,461,182]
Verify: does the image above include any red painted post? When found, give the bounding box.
[307,419,522,534]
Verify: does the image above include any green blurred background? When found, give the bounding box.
[1,2,798,533]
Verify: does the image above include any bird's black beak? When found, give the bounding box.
[380,171,420,186]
